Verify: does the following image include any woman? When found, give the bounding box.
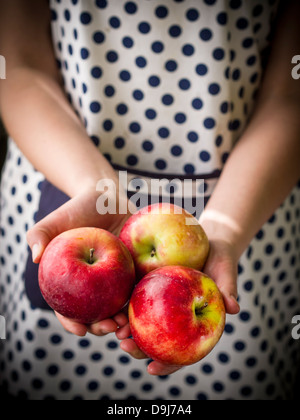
[0,0,300,400]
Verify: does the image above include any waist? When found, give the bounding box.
[113,164,221,219]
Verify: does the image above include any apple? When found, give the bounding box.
[129,266,226,366]
[119,203,210,280]
[39,227,136,324]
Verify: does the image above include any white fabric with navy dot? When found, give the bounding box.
[51,0,276,177]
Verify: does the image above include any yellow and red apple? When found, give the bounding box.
[129,266,226,366]
[119,203,210,280]
[39,227,136,324]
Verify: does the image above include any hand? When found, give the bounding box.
[116,236,240,376]
[27,184,131,337]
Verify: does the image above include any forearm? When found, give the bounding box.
[201,97,300,258]
[0,67,117,198]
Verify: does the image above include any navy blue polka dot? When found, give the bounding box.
[104,85,115,97]
[145,109,157,120]
[93,31,105,44]
[196,64,208,76]
[148,76,160,87]
[109,16,121,29]
[152,41,164,53]
[119,70,131,81]
[217,12,228,25]
[129,122,141,134]
[155,6,168,19]
[169,386,181,396]
[179,79,191,90]
[213,48,225,60]
[230,0,242,9]
[158,127,170,139]
[106,51,118,63]
[167,60,179,74]
[75,365,87,376]
[175,113,187,124]
[200,151,211,162]
[171,145,183,157]
[230,370,241,381]
[204,118,216,129]
[125,2,137,14]
[80,12,92,25]
[136,56,147,68]
[90,101,101,113]
[184,164,195,174]
[209,83,221,95]
[186,9,200,22]
[116,103,128,115]
[192,98,204,110]
[169,25,182,38]
[200,28,213,41]
[138,22,151,34]
[133,89,144,101]
[115,137,126,149]
[142,140,154,152]
[91,66,102,79]
[188,131,199,143]
[123,36,134,48]
[162,94,174,106]
[182,44,195,56]
[155,159,167,170]
[237,18,249,30]
[103,119,113,131]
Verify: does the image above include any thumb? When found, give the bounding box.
[217,272,240,315]
[26,201,73,263]
[204,243,240,315]
[26,221,55,264]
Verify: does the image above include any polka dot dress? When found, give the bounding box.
[1,0,300,400]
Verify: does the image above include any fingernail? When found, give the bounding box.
[32,244,41,263]
[230,295,240,311]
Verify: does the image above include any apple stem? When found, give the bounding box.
[195,302,208,317]
[151,248,156,258]
[89,248,95,265]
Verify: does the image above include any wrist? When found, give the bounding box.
[199,209,244,261]
[68,162,121,199]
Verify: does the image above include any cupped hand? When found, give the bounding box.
[116,237,240,376]
[27,185,131,337]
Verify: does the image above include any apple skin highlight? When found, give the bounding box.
[129,266,226,367]
[39,228,136,324]
[120,203,210,280]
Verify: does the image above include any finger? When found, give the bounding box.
[113,312,129,328]
[27,226,53,264]
[26,197,83,264]
[147,361,182,376]
[55,312,88,337]
[221,292,240,315]
[120,338,148,360]
[204,253,240,315]
[216,273,240,315]
[87,319,118,336]
[115,323,131,340]
[26,209,68,263]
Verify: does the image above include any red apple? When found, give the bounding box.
[39,228,136,324]
[119,203,210,280]
[129,266,226,366]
